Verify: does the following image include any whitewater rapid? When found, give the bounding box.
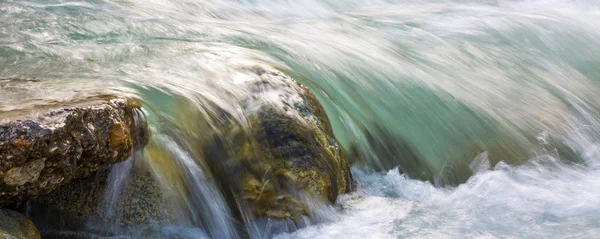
[280,158,600,238]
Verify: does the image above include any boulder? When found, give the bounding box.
[0,97,147,205]
[200,66,353,224]
[3,68,352,237]
[0,209,40,239]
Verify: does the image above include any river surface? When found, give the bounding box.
[2,0,600,238]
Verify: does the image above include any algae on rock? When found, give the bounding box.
[199,66,353,223]
[0,209,40,239]
[30,161,171,228]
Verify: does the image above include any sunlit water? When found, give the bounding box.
[2,0,600,238]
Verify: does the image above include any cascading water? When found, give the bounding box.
[2,0,600,238]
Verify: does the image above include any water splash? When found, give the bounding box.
[149,134,239,239]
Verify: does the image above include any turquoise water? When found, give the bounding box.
[2,0,600,238]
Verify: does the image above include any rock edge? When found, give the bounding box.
[0,98,147,205]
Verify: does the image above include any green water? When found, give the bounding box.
[2,0,600,238]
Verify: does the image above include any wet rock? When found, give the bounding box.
[0,209,40,239]
[0,98,147,205]
[28,162,170,230]
[201,66,353,223]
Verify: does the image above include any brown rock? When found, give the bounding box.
[0,98,147,205]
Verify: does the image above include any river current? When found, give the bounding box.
[2,0,600,238]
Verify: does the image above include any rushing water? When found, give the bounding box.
[2,0,600,238]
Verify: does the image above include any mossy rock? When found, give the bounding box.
[0,209,40,239]
[26,159,171,233]
[200,66,353,223]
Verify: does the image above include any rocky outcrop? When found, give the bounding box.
[0,98,147,205]
[0,209,40,239]
[1,68,351,237]
[200,66,353,223]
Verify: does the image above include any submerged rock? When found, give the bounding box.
[0,209,40,239]
[0,98,147,205]
[200,66,353,225]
